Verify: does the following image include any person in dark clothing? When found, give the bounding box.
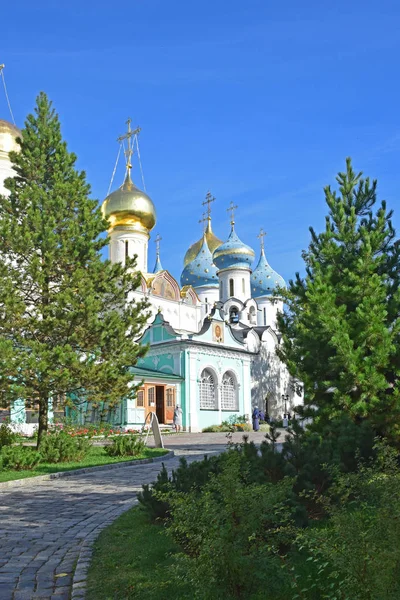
[252,407,260,431]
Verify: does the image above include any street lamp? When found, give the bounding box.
[281,394,289,416]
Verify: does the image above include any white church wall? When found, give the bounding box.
[256,296,283,328]
[129,289,202,333]
[218,269,251,303]
[109,228,149,273]
[195,286,219,319]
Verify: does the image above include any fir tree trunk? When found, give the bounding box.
[37,394,49,449]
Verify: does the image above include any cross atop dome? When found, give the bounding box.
[117,118,141,170]
[227,201,238,225]
[202,191,215,218]
[257,228,267,251]
[198,211,209,233]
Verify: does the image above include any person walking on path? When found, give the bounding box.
[252,406,260,431]
[173,404,183,432]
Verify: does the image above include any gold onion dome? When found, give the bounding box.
[0,119,21,154]
[101,169,156,233]
[183,218,222,266]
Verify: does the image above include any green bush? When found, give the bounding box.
[1,445,41,470]
[163,452,294,599]
[138,454,224,521]
[39,430,92,463]
[0,422,17,448]
[105,434,145,457]
[292,443,400,600]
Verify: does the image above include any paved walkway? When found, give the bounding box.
[0,432,273,600]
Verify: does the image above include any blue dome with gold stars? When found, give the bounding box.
[213,225,255,271]
[180,235,219,288]
[251,249,286,297]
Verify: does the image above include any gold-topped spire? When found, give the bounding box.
[257,228,267,251]
[227,201,238,225]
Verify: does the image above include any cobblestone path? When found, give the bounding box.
[0,432,271,600]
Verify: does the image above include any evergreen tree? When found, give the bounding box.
[277,159,400,440]
[0,93,149,446]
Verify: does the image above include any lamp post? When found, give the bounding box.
[281,394,289,416]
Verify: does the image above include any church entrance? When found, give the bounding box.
[155,386,165,424]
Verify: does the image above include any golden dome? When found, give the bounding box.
[183,218,222,266]
[0,119,21,154]
[101,170,156,232]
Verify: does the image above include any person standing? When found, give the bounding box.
[252,406,260,431]
[173,404,183,433]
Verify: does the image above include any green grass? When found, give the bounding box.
[0,446,168,483]
[86,507,189,600]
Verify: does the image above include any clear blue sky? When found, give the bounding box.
[2,0,400,283]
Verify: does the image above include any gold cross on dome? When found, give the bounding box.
[117,118,141,169]
[198,212,208,233]
[202,191,215,218]
[257,228,267,250]
[154,233,162,256]
[227,201,238,225]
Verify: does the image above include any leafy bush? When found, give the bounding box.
[163,452,294,599]
[0,422,17,448]
[1,445,41,470]
[39,430,92,463]
[105,434,145,457]
[291,443,400,600]
[138,454,224,521]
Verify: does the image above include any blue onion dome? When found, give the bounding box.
[180,234,219,288]
[213,225,255,271]
[251,249,286,297]
[183,217,222,267]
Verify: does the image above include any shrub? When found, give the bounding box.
[39,430,92,463]
[163,452,294,599]
[1,445,41,470]
[138,454,224,521]
[292,443,400,600]
[0,422,17,448]
[105,434,145,457]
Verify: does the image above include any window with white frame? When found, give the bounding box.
[199,369,217,409]
[221,372,238,411]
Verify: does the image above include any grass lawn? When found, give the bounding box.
[86,507,189,600]
[0,446,168,483]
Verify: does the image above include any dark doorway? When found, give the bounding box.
[156,386,165,424]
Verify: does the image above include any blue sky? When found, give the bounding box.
[2,0,400,283]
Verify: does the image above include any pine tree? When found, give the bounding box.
[277,159,400,440]
[0,93,149,446]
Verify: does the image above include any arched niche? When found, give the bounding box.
[150,271,180,301]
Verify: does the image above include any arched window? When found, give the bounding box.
[242,278,245,294]
[263,307,267,325]
[221,372,238,411]
[125,240,129,260]
[205,297,208,312]
[249,306,256,325]
[199,369,217,410]
[229,278,234,297]
[229,306,239,323]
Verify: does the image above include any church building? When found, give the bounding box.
[0,115,303,432]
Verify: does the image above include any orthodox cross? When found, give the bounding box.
[227,201,238,225]
[198,212,208,233]
[257,228,267,250]
[202,191,215,218]
[154,233,162,257]
[117,118,141,169]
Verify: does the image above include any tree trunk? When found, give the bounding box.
[37,395,49,449]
